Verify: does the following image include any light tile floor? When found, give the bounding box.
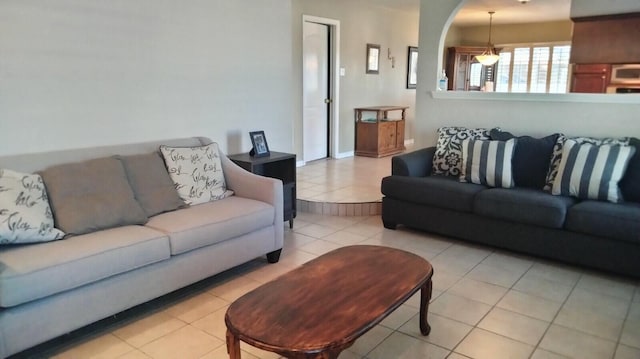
[30,213,640,359]
[297,156,392,203]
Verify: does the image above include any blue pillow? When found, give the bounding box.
[620,137,640,202]
[490,129,558,189]
[551,140,636,203]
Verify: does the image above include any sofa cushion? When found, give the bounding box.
[39,157,148,235]
[381,175,487,212]
[490,129,559,189]
[460,138,516,188]
[118,152,186,217]
[620,137,640,203]
[0,169,65,244]
[551,140,635,203]
[159,143,233,205]
[432,127,491,177]
[566,200,640,244]
[0,225,170,307]
[474,188,576,229]
[544,135,630,191]
[146,196,274,255]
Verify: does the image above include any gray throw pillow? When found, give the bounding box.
[40,157,148,235]
[118,152,186,217]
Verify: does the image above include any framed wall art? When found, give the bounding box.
[407,46,418,89]
[366,43,380,74]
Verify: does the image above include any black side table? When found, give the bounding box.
[228,151,296,228]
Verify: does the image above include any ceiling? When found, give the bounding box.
[368,0,572,26]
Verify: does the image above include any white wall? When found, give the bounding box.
[292,0,419,157]
[414,0,640,149]
[0,0,293,156]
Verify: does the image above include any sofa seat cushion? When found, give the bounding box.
[474,188,576,229]
[381,175,487,212]
[0,226,170,307]
[146,196,274,255]
[566,200,640,243]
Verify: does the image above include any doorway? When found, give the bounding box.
[302,16,340,162]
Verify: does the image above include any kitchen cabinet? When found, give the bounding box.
[570,63,611,93]
[570,13,640,64]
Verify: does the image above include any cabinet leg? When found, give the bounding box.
[289,219,294,229]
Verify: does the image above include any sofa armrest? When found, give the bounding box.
[392,147,435,177]
[219,154,284,249]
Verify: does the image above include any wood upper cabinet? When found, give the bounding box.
[354,106,406,158]
[570,13,640,64]
[570,63,611,93]
[446,47,496,91]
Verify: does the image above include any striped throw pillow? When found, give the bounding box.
[551,140,636,203]
[460,138,517,188]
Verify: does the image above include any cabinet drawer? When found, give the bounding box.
[574,64,610,74]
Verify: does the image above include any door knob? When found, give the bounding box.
[324,98,333,104]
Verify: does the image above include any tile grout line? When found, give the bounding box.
[526,270,584,359]
[613,285,639,358]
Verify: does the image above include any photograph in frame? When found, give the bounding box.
[249,131,270,157]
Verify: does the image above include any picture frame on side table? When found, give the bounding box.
[249,131,270,157]
[366,43,380,74]
[407,46,418,89]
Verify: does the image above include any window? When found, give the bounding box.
[495,43,571,93]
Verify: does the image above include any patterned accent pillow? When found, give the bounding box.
[551,140,636,203]
[432,127,492,177]
[460,138,517,188]
[544,135,630,191]
[160,143,233,205]
[0,169,65,244]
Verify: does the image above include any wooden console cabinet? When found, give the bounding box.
[354,106,406,158]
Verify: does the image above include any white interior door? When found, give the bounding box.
[303,21,330,162]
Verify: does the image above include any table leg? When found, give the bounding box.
[419,279,432,335]
[226,329,241,359]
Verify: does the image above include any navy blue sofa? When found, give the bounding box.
[381,140,640,277]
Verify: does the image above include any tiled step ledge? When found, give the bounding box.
[297,199,382,216]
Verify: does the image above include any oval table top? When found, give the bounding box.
[225,245,433,357]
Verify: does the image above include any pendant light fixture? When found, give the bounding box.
[475,11,500,66]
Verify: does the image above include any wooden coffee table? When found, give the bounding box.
[225,245,434,359]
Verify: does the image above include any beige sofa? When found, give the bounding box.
[0,137,283,358]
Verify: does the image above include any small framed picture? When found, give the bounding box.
[407,46,418,89]
[249,131,270,157]
[366,43,380,74]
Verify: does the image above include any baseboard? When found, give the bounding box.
[335,151,354,159]
[296,160,306,167]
